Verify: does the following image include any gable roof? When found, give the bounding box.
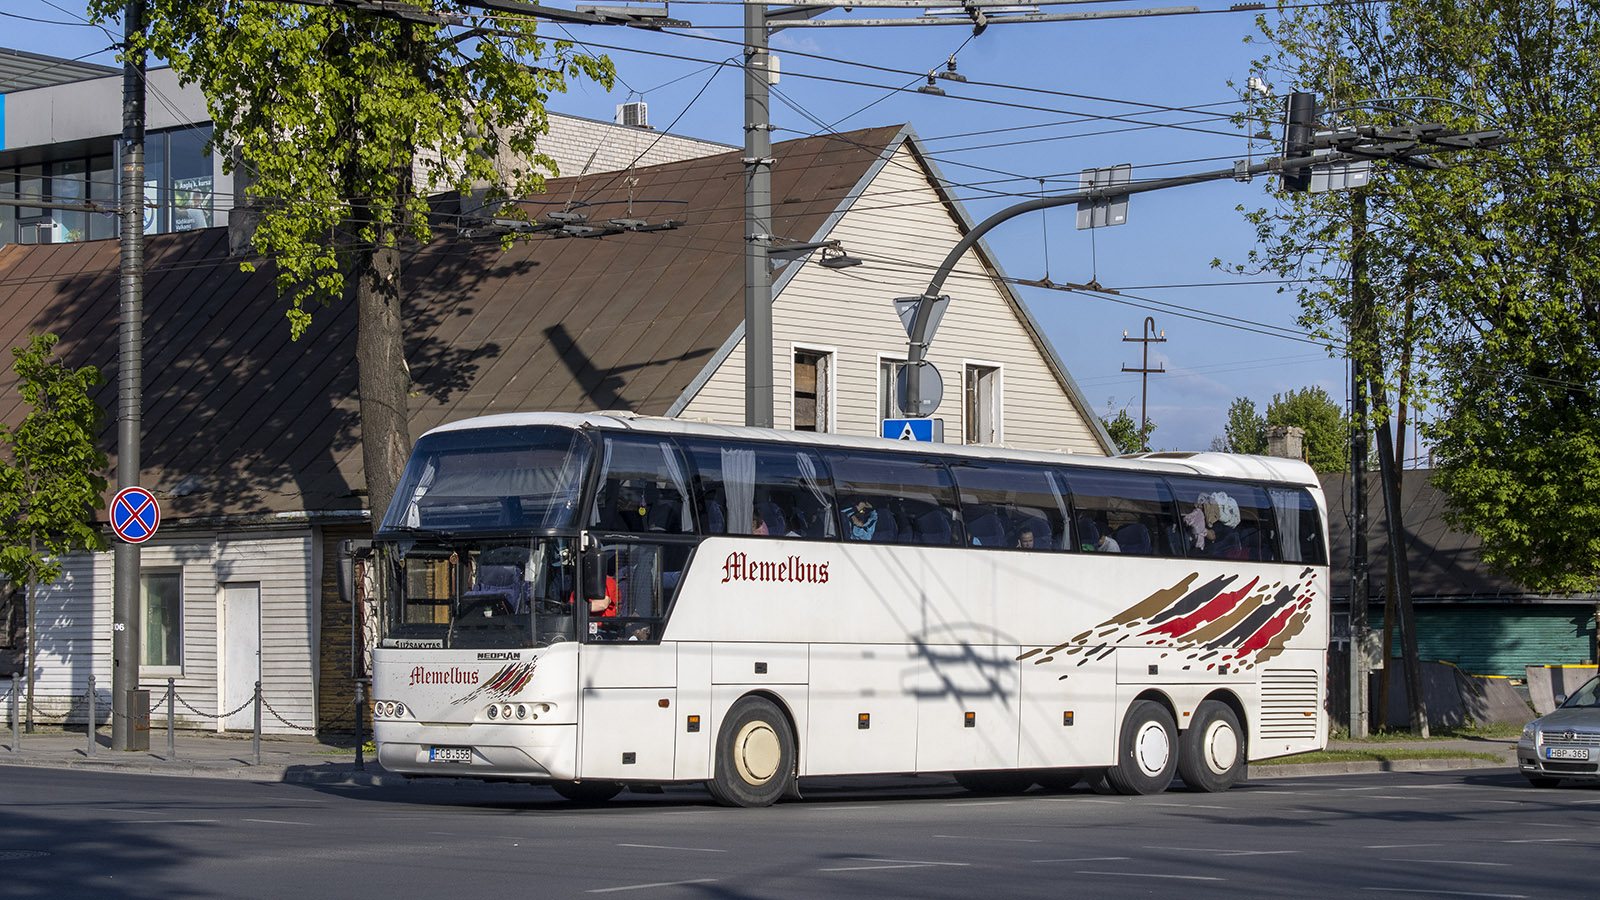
[0,126,918,521]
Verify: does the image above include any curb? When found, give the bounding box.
[0,755,409,787]
[1248,757,1509,779]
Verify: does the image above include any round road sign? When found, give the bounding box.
[110,486,161,544]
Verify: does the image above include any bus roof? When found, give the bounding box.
[421,412,1322,489]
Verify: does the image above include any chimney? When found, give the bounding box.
[1267,425,1305,461]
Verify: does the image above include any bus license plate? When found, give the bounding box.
[1547,747,1589,761]
[429,746,472,763]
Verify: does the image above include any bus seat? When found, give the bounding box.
[968,512,1008,547]
[914,509,953,545]
[1016,513,1052,550]
[754,501,786,536]
[703,499,726,534]
[871,509,900,543]
[1115,523,1153,555]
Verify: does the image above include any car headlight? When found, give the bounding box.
[1520,722,1538,743]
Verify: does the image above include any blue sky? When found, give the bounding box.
[5,1,1361,454]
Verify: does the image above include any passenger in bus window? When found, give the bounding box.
[845,500,878,540]
[752,512,770,536]
[1017,527,1036,550]
[1201,491,1242,558]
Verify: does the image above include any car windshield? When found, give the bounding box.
[1561,677,1600,708]
[375,536,581,649]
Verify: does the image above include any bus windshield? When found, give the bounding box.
[379,425,591,534]
[375,536,582,649]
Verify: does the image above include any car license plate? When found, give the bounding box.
[1546,747,1589,761]
[429,746,472,763]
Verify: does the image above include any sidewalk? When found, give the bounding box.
[0,726,405,786]
[0,726,1519,787]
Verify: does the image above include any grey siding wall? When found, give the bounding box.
[21,530,317,735]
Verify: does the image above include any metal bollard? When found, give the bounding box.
[10,674,18,751]
[86,675,96,757]
[253,681,262,766]
[354,679,366,771]
[166,678,176,760]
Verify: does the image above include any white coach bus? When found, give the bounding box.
[371,412,1329,806]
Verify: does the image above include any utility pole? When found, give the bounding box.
[743,3,775,429]
[1346,187,1370,739]
[1120,316,1166,451]
[112,0,148,752]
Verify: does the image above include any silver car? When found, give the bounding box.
[1518,675,1600,787]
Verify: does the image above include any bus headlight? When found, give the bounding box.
[487,705,498,719]
[516,705,528,720]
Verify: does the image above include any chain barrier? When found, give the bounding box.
[173,691,256,721]
[22,689,97,723]
[259,694,316,732]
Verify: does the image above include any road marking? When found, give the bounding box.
[1337,786,1384,791]
[1147,802,1230,810]
[933,834,1041,843]
[1383,859,1510,867]
[1033,856,1131,863]
[944,800,1017,807]
[1041,797,1121,804]
[819,857,971,872]
[104,819,220,825]
[1364,889,1526,898]
[586,879,718,894]
[242,819,307,826]
[616,843,726,854]
[1076,870,1223,882]
[1499,838,1574,844]
[1145,846,1298,856]
[1365,843,1440,849]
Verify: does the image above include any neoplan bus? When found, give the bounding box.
[370,412,1329,806]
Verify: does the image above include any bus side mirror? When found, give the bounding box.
[584,550,608,601]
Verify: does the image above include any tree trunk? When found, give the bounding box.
[355,243,411,533]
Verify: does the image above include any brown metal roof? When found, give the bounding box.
[0,126,907,522]
[1320,470,1594,602]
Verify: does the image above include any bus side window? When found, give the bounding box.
[825,450,961,546]
[681,440,837,539]
[1167,477,1281,562]
[591,436,694,534]
[949,462,1068,550]
[1060,468,1181,556]
[1268,486,1325,564]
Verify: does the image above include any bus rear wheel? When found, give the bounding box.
[708,696,796,808]
[1178,700,1246,793]
[1105,700,1178,795]
[551,780,623,803]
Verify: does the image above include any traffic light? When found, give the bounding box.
[1282,91,1318,192]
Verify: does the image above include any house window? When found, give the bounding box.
[141,570,183,669]
[879,358,907,420]
[793,349,833,432]
[965,364,1001,444]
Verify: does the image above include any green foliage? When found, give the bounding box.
[1223,396,1267,455]
[1101,400,1156,454]
[88,0,615,336]
[1266,387,1348,473]
[1233,0,1600,591]
[0,334,109,590]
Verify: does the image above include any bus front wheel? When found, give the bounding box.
[1178,700,1246,792]
[1105,700,1178,795]
[708,696,796,808]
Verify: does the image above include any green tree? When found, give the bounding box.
[1100,400,1156,454]
[1233,0,1600,592]
[90,1,614,526]
[1222,396,1267,455]
[1266,387,1348,473]
[0,334,109,730]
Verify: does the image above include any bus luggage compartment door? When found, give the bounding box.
[579,688,678,780]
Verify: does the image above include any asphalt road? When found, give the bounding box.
[1,767,1593,899]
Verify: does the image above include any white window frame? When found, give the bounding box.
[140,567,185,676]
[789,344,837,433]
[963,360,1004,445]
[877,354,909,422]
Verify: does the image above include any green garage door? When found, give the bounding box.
[1377,604,1597,678]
